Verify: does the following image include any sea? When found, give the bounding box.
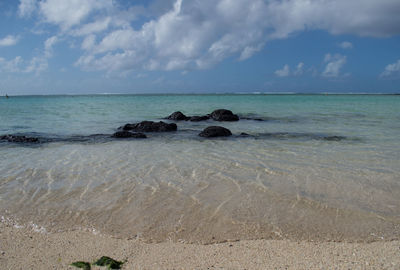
[0,94,399,243]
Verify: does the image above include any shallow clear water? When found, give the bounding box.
[1,94,399,243]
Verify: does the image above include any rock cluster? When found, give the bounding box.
[165,109,241,122]
[0,135,39,143]
[121,121,177,132]
[2,109,347,143]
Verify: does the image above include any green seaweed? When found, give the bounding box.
[93,256,124,269]
[70,261,91,270]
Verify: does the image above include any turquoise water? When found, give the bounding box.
[0,94,399,242]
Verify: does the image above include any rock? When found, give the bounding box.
[0,135,39,143]
[199,126,232,137]
[210,109,239,121]
[189,115,210,122]
[122,121,177,132]
[112,131,147,138]
[166,111,190,121]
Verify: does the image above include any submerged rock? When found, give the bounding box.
[112,131,147,138]
[210,109,239,121]
[0,135,39,143]
[199,126,232,137]
[166,111,190,121]
[189,115,210,122]
[122,121,177,132]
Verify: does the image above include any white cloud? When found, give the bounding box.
[72,17,111,36]
[0,56,47,74]
[24,56,48,74]
[76,0,270,72]
[39,0,112,30]
[81,34,96,50]
[275,64,290,77]
[13,0,400,74]
[265,0,400,38]
[0,35,57,75]
[339,41,353,49]
[18,0,38,17]
[73,0,400,74]
[294,62,304,75]
[0,56,23,72]
[0,35,19,47]
[380,59,400,77]
[44,35,58,57]
[322,53,347,77]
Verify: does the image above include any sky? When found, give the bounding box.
[0,0,400,95]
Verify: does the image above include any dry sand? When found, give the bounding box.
[1,222,399,270]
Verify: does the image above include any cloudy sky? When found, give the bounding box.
[0,0,399,95]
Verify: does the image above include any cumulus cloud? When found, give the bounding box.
[265,0,400,38]
[0,56,47,74]
[275,64,290,77]
[39,0,112,30]
[15,0,400,74]
[322,53,347,77]
[0,57,23,72]
[44,35,58,57]
[0,35,19,47]
[274,62,304,77]
[74,0,270,72]
[0,35,57,75]
[18,0,38,17]
[81,34,96,50]
[72,17,111,36]
[74,0,400,73]
[294,62,304,75]
[338,41,353,49]
[380,59,400,77]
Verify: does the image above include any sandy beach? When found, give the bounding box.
[1,222,399,270]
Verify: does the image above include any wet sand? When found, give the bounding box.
[1,222,399,270]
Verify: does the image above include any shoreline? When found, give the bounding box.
[1,222,399,269]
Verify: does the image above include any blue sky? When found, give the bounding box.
[0,0,399,95]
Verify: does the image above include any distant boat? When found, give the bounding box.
[5,94,9,99]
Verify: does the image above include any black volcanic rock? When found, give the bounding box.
[189,115,210,122]
[210,109,239,121]
[122,121,177,132]
[112,131,147,138]
[166,111,190,121]
[199,126,232,137]
[0,135,39,143]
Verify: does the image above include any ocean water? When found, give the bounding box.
[0,94,399,243]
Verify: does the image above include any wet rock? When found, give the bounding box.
[122,121,177,132]
[199,126,232,137]
[210,109,239,121]
[112,131,147,138]
[166,111,190,121]
[189,115,210,122]
[0,135,39,143]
